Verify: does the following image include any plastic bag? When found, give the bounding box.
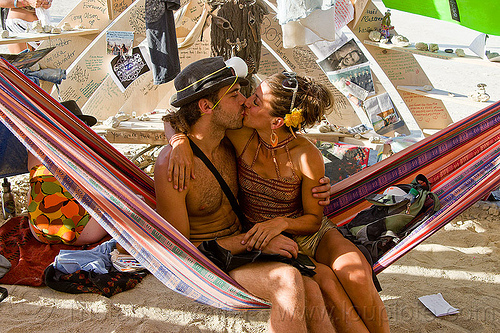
[35,7,52,26]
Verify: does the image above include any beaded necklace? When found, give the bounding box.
[254,133,295,178]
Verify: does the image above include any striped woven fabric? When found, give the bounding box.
[0,59,269,311]
[2,56,500,308]
[324,99,500,274]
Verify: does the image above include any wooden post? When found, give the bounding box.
[107,0,114,20]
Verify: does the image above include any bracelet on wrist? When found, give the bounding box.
[168,133,187,146]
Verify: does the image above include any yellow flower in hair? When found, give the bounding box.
[284,108,304,128]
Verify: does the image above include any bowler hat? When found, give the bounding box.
[170,56,249,107]
[61,100,97,127]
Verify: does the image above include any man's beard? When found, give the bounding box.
[228,118,244,130]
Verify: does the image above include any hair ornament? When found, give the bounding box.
[283,108,304,137]
[284,108,304,128]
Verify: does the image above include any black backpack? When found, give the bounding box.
[339,174,440,264]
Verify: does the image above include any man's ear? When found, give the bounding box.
[198,98,214,115]
[271,117,285,130]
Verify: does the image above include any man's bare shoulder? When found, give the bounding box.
[154,145,172,179]
[157,145,172,161]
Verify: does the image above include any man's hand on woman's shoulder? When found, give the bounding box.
[312,176,333,206]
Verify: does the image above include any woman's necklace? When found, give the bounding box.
[257,134,295,178]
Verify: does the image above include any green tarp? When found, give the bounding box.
[382,0,500,36]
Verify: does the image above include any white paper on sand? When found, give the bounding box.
[418,293,459,317]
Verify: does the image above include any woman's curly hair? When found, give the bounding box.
[265,73,334,131]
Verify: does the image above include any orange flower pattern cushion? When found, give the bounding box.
[27,164,90,244]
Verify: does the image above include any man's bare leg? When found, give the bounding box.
[302,274,336,333]
[229,262,308,333]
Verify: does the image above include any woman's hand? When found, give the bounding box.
[167,134,194,191]
[241,218,288,251]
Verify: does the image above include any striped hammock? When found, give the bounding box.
[1,58,500,309]
[0,59,269,311]
[324,98,500,274]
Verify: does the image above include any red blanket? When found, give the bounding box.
[0,216,107,286]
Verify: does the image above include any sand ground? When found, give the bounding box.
[1,201,499,332]
[1,1,500,332]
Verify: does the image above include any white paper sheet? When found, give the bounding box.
[469,33,487,59]
[418,293,459,317]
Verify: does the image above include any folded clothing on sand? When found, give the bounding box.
[0,216,109,286]
[54,239,117,274]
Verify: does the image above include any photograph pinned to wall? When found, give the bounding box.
[309,32,349,60]
[330,76,370,108]
[106,31,134,56]
[363,92,404,135]
[109,45,152,93]
[317,38,375,109]
[316,141,371,182]
[325,63,375,106]
[342,78,369,100]
[317,39,369,72]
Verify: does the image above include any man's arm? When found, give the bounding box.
[155,146,298,258]
[154,146,191,238]
[214,233,298,258]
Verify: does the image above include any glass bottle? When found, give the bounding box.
[2,178,16,219]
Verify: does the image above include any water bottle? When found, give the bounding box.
[404,188,419,214]
[404,188,419,203]
[2,178,16,219]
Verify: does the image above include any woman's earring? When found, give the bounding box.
[270,129,278,147]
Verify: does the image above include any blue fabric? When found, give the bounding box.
[54,239,117,275]
[145,0,181,85]
[0,122,28,178]
[21,68,66,85]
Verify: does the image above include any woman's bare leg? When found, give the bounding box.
[315,229,390,333]
[73,218,108,246]
[313,263,369,333]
